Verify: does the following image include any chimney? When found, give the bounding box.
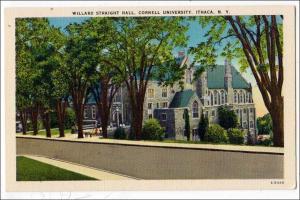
[178,51,185,57]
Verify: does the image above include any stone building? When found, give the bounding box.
[84,53,256,141]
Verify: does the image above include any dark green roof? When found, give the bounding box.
[201,65,251,89]
[169,89,195,108]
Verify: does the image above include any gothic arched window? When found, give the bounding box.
[234,90,237,103]
[192,101,199,118]
[214,90,218,105]
[225,92,228,103]
[210,92,214,106]
[221,91,224,104]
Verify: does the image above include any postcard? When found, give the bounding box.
[3,4,297,192]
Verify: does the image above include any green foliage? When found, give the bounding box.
[227,128,245,144]
[198,113,209,141]
[27,119,44,131]
[205,124,228,144]
[184,109,191,141]
[218,106,238,130]
[17,156,96,181]
[257,113,273,135]
[65,108,76,129]
[142,119,165,141]
[113,127,127,140]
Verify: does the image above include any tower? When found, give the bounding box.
[196,69,208,106]
[224,59,233,104]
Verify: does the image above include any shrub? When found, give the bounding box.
[227,128,245,144]
[218,106,238,130]
[65,108,76,129]
[113,127,126,140]
[204,124,228,143]
[27,119,44,131]
[142,118,165,141]
[198,113,209,141]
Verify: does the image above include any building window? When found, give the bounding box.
[243,108,247,114]
[210,92,214,106]
[148,114,153,119]
[192,101,199,118]
[204,111,208,118]
[148,88,154,98]
[243,93,246,103]
[211,110,215,117]
[236,109,239,114]
[161,102,168,108]
[234,91,237,103]
[221,91,225,104]
[148,103,152,109]
[84,106,88,119]
[250,121,254,128]
[214,91,218,105]
[161,113,167,121]
[225,92,228,103]
[218,92,221,105]
[91,106,96,119]
[243,121,248,129]
[157,103,159,108]
[162,88,168,98]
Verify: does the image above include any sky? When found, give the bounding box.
[48,17,267,116]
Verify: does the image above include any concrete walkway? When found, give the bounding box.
[22,155,136,180]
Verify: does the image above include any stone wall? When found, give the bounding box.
[16,136,284,179]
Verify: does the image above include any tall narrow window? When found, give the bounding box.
[84,106,88,119]
[192,101,199,118]
[148,88,154,98]
[161,102,168,108]
[148,103,152,109]
[221,91,225,104]
[214,91,218,105]
[234,91,237,103]
[92,106,96,119]
[162,88,168,98]
[210,92,214,106]
[225,92,228,103]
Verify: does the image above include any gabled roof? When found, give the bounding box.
[197,65,251,89]
[169,89,195,108]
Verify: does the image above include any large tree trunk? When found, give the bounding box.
[130,99,144,140]
[71,87,87,139]
[56,99,67,137]
[30,104,39,135]
[270,96,284,147]
[19,109,28,135]
[41,108,51,138]
[76,107,84,138]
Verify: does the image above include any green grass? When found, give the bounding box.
[20,128,72,136]
[35,128,71,136]
[16,156,97,181]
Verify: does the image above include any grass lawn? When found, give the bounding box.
[16,156,97,181]
[24,128,71,136]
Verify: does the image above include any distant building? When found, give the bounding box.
[84,52,256,141]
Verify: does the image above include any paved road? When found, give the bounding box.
[22,155,136,180]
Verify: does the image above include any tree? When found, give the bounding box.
[257,113,273,135]
[190,16,284,146]
[83,18,122,138]
[198,112,209,141]
[104,17,188,139]
[64,21,99,138]
[16,18,55,135]
[184,109,191,141]
[217,106,238,130]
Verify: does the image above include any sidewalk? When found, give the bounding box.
[22,155,136,180]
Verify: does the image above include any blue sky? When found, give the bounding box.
[48,17,256,86]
